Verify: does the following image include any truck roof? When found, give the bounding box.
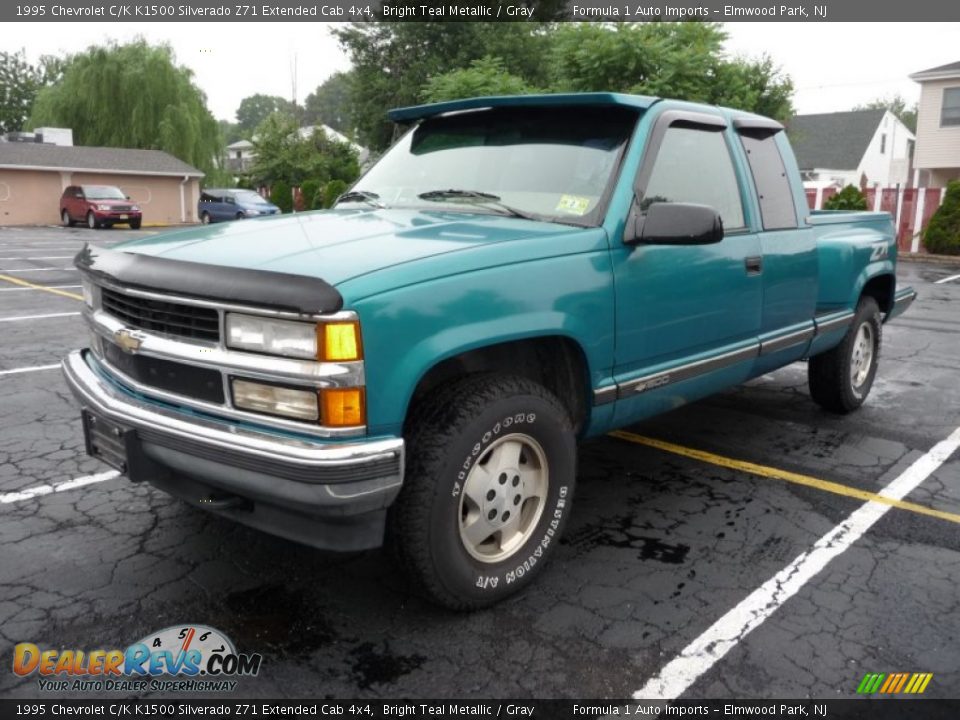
[387,92,658,122]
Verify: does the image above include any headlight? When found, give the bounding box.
[246,209,261,216]
[131,205,141,212]
[226,313,363,362]
[231,379,319,421]
[97,204,111,211]
[226,314,317,359]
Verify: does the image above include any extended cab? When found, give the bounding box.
[63,94,916,609]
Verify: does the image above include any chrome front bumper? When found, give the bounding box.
[62,349,405,550]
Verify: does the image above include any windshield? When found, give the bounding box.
[348,106,638,225]
[233,191,270,205]
[83,186,126,200]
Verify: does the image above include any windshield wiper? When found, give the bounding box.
[417,189,541,221]
[336,190,385,209]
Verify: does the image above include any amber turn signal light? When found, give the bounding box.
[320,387,366,427]
[319,321,363,362]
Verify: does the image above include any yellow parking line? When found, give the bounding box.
[610,429,960,526]
[0,274,83,301]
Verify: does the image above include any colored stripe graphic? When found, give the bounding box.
[857,673,885,693]
[857,672,932,694]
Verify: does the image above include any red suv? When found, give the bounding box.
[60,185,142,229]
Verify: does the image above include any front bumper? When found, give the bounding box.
[95,211,141,222]
[62,349,404,551]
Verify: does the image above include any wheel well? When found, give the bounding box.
[408,337,591,432]
[861,274,894,313]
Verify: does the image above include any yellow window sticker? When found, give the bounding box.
[556,195,591,216]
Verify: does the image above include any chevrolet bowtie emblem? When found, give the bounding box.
[114,328,143,353]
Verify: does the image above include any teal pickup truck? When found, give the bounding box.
[63,93,916,609]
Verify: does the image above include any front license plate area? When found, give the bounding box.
[119,214,128,219]
[81,410,165,482]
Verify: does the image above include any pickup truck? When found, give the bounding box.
[63,93,916,609]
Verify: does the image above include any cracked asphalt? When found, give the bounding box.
[1,226,958,700]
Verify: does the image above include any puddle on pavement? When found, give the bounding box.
[222,584,337,657]
[349,641,426,690]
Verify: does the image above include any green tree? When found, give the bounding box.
[334,22,552,150]
[29,41,220,174]
[303,72,352,133]
[548,23,793,121]
[854,95,917,134]
[421,57,535,103]
[923,181,960,255]
[249,112,360,189]
[236,93,298,137]
[823,185,868,211]
[0,50,65,133]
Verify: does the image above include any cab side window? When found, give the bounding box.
[642,126,745,230]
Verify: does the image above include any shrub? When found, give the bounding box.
[300,179,321,210]
[923,180,960,256]
[320,180,349,209]
[823,184,868,211]
[269,180,292,213]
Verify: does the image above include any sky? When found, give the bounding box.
[9,22,960,122]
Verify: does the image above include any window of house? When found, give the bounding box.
[880,134,887,154]
[642,126,746,230]
[943,87,960,127]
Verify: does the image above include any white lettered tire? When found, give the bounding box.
[390,374,576,610]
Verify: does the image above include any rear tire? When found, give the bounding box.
[86,212,98,230]
[201,212,211,225]
[808,296,882,414]
[61,210,73,227]
[389,374,576,610]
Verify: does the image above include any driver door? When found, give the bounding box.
[609,110,763,426]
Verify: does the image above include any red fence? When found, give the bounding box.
[805,187,945,253]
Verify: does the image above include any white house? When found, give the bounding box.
[225,139,255,173]
[787,109,915,189]
[909,60,960,188]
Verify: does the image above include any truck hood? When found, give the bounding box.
[114,208,581,287]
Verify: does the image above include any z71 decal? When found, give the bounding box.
[870,242,889,261]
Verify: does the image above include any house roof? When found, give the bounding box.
[226,140,253,150]
[910,61,960,81]
[786,109,886,171]
[0,143,203,177]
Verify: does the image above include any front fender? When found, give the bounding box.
[351,253,616,436]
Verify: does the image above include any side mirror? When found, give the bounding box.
[624,201,724,246]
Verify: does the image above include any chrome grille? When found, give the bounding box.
[101,287,220,342]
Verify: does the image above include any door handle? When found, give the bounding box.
[745,256,762,275]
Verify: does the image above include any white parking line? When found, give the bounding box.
[634,425,960,700]
[0,312,81,323]
[0,470,120,504]
[0,363,61,376]
[0,267,76,273]
[0,284,82,292]
[0,256,74,261]
[934,273,960,285]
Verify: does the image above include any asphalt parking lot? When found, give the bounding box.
[1,225,958,701]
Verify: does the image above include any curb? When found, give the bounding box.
[900,252,960,268]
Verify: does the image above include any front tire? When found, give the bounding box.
[61,210,73,227]
[390,375,576,610]
[129,218,141,230]
[808,296,882,413]
[201,212,211,225]
[86,212,98,229]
